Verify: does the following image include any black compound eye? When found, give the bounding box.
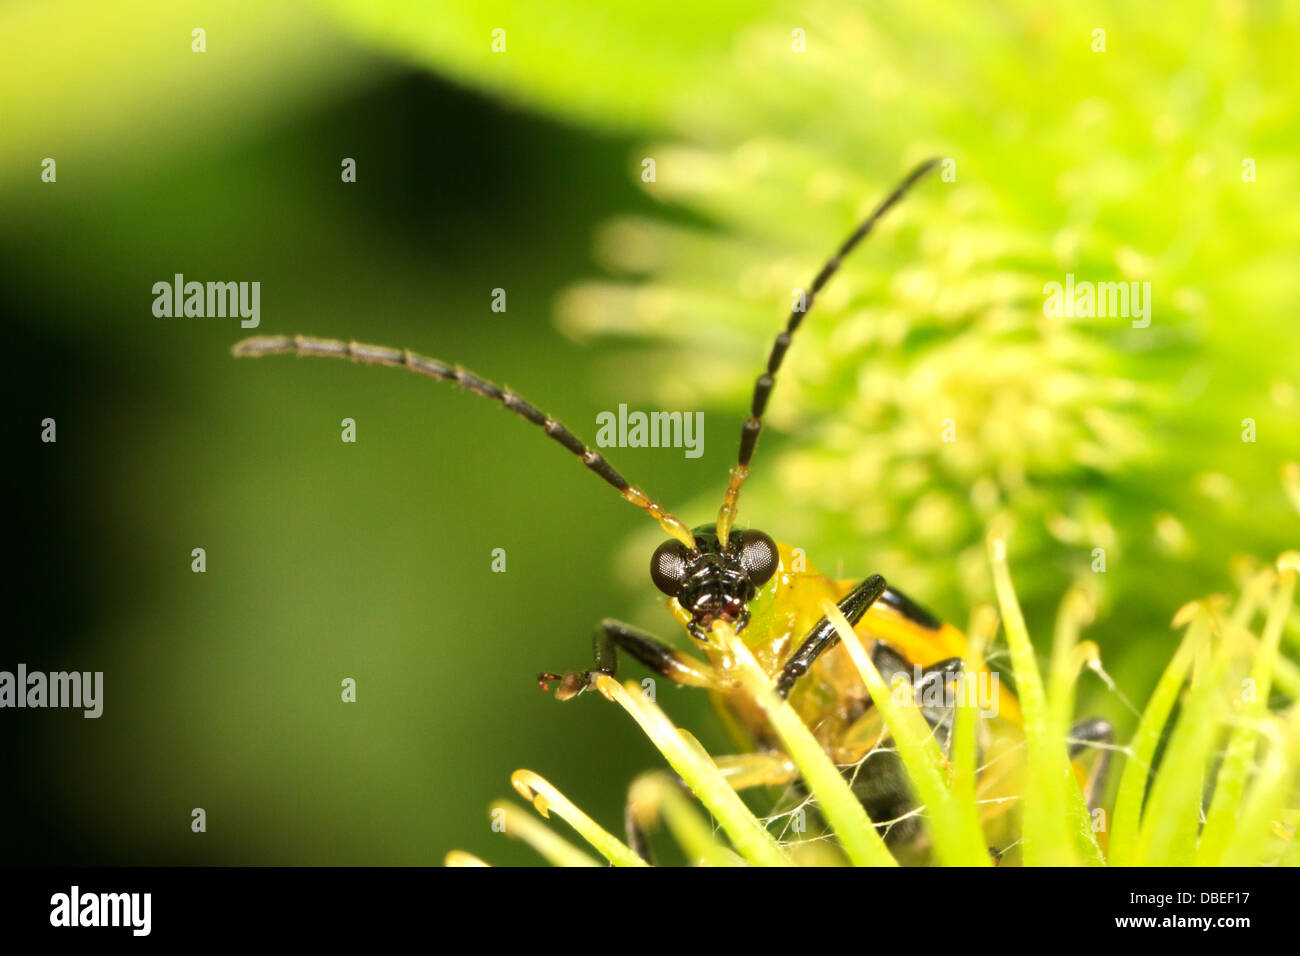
[737,530,779,587]
[650,539,690,596]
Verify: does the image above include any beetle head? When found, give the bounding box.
[649,524,779,641]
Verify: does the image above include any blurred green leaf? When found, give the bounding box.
[314,0,783,131]
[0,0,382,189]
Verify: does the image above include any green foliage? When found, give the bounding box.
[316,0,785,131]
[0,0,373,191]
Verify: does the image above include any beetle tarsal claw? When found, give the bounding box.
[538,670,593,700]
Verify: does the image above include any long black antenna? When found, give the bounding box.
[715,158,940,543]
[232,335,697,549]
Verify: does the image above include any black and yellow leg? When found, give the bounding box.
[539,618,718,701]
[915,657,965,696]
[836,650,968,850]
[775,574,888,698]
[1068,716,1115,811]
[838,647,965,756]
[915,657,965,738]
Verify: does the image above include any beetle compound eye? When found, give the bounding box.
[738,530,779,587]
[650,540,690,596]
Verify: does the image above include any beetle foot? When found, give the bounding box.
[537,670,593,701]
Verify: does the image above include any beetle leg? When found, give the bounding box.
[834,652,979,850]
[914,656,966,745]
[775,574,888,698]
[624,753,798,862]
[837,648,965,756]
[538,618,718,700]
[915,656,965,710]
[1068,716,1115,811]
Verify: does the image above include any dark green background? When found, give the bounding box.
[5,70,741,866]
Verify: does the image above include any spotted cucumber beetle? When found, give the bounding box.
[233,159,1111,860]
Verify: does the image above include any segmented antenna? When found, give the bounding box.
[232,335,697,549]
[715,158,940,544]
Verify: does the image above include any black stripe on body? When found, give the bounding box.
[877,586,943,631]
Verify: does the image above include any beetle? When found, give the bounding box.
[233,158,1111,861]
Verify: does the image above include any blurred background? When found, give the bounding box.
[4,0,1298,865]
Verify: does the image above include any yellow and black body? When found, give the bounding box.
[702,539,1028,856]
